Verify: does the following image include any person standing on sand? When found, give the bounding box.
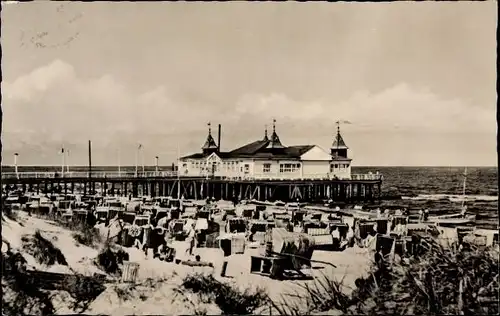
[347,227,354,247]
[187,225,196,256]
[418,209,424,223]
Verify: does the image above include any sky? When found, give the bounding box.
[1,1,497,167]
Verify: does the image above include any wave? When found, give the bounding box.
[402,194,498,202]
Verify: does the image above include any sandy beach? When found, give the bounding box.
[2,212,372,315]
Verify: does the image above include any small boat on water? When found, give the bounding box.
[427,168,477,226]
[429,214,476,226]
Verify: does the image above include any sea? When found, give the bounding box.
[2,166,498,229]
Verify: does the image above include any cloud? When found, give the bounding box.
[234,83,496,134]
[2,60,226,164]
[2,60,496,166]
[231,84,496,166]
[3,60,213,145]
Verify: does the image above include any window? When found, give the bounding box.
[263,163,271,173]
[330,164,340,172]
[244,164,250,173]
[279,163,300,173]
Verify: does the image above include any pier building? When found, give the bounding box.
[179,120,355,180]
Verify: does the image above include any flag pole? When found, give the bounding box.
[66,149,70,173]
[117,147,121,175]
[141,146,145,174]
[14,153,19,180]
[177,142,181,199]
[135,144,139,177]
[61,146,65,177]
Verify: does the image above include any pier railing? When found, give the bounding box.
[2,171,382,181]
[351,173,383,181]
[1,171,178,180]
[181,171,382,181]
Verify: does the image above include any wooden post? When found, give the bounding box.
[133,182,138,198]
[458,278,464,313]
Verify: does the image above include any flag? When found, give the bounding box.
[61,147,65,153]
[336,120,352,125]
[138,144,143,150]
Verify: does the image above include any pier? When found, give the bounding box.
[1,171,382,203]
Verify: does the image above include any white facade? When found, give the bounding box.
[179,145,352,180]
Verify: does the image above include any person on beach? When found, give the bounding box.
[331,227,341,247]
[424,209,429,221]
[353,222,361,247]
[418,209,424,222]
[133,235,143,250]
[187,225,196,256]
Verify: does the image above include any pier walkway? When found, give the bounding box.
[2,171,383,203]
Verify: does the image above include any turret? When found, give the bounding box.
[202,122,219,155]
[267,119,285,149]
[331,123,348,158]
[263,125,269,141]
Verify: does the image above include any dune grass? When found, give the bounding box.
[272,235,499,315]
[21,230,68,266]
[181,273,269,315]
[72,225,103,248]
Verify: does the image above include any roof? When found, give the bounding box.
[331,156,352,162]
[180,151,235,160]
[181,141,315,160]
[230,140,269,156]
[229,144,314,159]
[267,131,285,149]
[332,132,348,149]
[202,133,218,150]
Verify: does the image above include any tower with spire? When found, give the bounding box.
[331,121,349,158]
[262,125,269,141]
[202,122,219,155]
[267,119,285,149]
